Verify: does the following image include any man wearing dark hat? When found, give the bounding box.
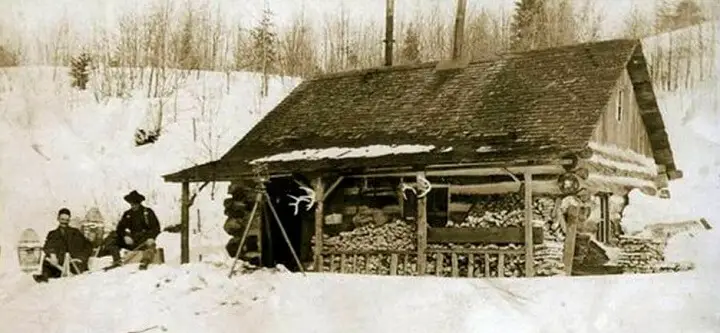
[102,190,161,270]
[35,208,93,282]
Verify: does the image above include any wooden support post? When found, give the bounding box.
[435,254,442,277]
[340,254,347,273]
[498,253,505,277]
[181,181,190,264]
[484,253,490,277]
[523,172,535,277]
[563,205,580,276]
[390,254,398,275]
[313,177,324,272]
[451,252,459,277]
[416,172,428,275]
[467,254,475,277]
[403,254,409,275]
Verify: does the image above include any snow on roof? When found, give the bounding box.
[250,144,436,164]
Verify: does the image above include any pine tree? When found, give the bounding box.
[69,53,92,90]
[178,12,199,70]
[250,7,278,96]
[0,45,19,67]
[401,24,421,64]
[510,0,547,51]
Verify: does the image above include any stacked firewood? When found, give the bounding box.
[223,183,254,222]
[446,196,557,228]
[533,242,566,276]
[317,220,416,253]
[616,236,666,273]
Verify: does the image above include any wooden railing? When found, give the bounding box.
[321,250,417,276]
[319,248,526,278]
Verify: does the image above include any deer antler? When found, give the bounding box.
[398,183,417,200]
[299,186,316,210]
[416,175,433,199]
[286,184,317,216]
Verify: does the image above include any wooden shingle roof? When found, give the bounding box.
[164,39,677,182]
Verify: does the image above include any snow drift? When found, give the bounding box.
[0,66,300,272]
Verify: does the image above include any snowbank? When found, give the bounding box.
[0,66,300,273]
[0,262,718,333]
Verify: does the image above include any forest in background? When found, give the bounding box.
[0,0,718,95]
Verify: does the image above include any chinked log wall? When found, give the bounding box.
[313,163,570,278]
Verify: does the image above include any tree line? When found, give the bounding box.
[1,0,717,93]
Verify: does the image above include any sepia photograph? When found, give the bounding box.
[0,0,719,331]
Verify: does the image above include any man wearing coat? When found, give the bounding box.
[102,190,161,270]
[36,208,93,282]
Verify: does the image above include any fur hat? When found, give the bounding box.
[123,190,146,204]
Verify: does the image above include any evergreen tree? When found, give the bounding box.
[250,7,278,96]
[178,12,200,70]
[401,24,421,64]
[0,45,19,67]
[510,0,547,51]
[70,53,92,90]
[657,0,705,32]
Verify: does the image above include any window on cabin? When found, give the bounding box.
[616,90,624,122]
[596,194,611,243]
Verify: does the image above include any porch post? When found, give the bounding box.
[313,176,324,272]
[416,172,428,275]
[524,172,535,277]
[181,181,190,264]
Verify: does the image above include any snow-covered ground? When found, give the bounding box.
[0,66,300,272]
[0,260,718,333]
[2,29,720,332]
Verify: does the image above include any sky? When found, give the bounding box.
[2,0,653,36]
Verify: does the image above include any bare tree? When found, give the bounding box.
[622,5,653,39]
[279,12,319,77]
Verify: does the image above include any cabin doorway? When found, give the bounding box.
[261,177,309,272]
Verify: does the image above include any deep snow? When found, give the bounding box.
[0,66,300,272]
[2,24,720,332]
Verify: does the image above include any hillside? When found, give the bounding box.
[0,66,300,271]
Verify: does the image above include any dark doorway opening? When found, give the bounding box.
[260,177,310,272]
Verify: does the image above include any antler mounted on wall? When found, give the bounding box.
[398,175,433,199]
[287,181,316,216]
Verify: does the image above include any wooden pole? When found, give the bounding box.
[313,177,325,272]
[384,0,395,66]
[228,193,262,278]
[523,172,535,277]
[452,0,468,60]
[181,181,190,264]
[563,204,579,276]
[416,172,428,275]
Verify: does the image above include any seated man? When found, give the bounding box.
[99,190,161,270]
[35,208,93,282]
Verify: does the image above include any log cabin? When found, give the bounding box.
[163,38,681,278]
